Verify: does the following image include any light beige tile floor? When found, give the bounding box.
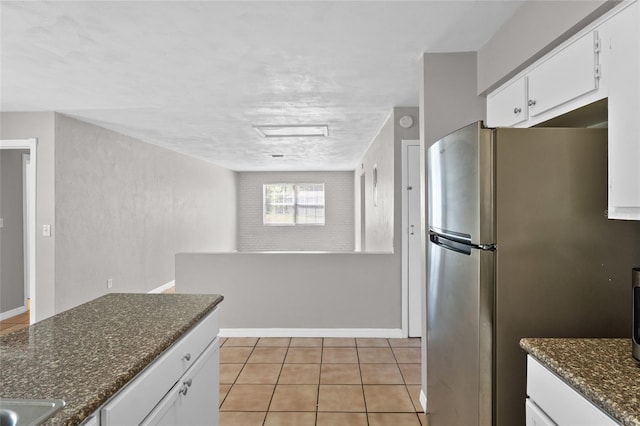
[220,336,426,425]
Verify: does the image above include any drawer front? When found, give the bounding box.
[526,356,618,426]
[101,308,220,425]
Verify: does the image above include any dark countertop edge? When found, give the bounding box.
[520,338,635,426]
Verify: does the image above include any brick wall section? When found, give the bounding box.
[238,171,355,251]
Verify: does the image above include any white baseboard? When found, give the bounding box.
[0,305,28,321]
[219,328,404,338]
[420,389,427,413]
[148,280,175,294]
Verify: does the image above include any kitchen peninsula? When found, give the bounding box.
[0,293,223,425]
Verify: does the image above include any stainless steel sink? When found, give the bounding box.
[0,399,65,426]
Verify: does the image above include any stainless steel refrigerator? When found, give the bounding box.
[426,121,640,426]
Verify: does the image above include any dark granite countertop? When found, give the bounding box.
[520,338,640,426]
[0,293,223,426]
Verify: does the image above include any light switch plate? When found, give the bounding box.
[42,224,51,237]
[0,218,3,228]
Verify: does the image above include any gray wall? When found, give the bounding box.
[54,114,238,312]
[176,252,400,330]
[1,112,56,321]
[477,0,614,94]
[355,107,419,253]
[238,171,354,251]
[0,149,28,313]
[419,52,486,408]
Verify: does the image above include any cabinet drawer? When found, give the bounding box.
[101,308,219,425]
[526,356,618,425]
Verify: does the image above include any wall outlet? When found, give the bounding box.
[42,224,51,237]
[107,278,113,289]
[0,218,4,228]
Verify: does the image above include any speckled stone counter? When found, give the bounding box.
[520,338,640,426]
[0,293,223,425]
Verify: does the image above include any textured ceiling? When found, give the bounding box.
[1,1,523,171]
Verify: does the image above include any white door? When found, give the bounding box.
[405,143,422,337]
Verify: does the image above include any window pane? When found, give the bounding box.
[264,183,295,224]
[296,206,325,224]
[263,183,325,226]
[295,183,325,225]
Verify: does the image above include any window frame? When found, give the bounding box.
[263,182,325,226]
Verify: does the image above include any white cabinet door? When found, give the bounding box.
[525,400,556,426]
[80,414,100,426]
[142,338,219,426]
[600,1,640,219]
[486,77,528,127]
[528,31,599,117]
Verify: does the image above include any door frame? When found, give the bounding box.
[23,153,31,305]
[401,139,420,337]
[0,138,37,324]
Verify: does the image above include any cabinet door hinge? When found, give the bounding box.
[595,64,601,79]
[594,35,601,54]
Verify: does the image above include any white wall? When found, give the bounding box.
[477,0,614,94]
[0,150,28,314]
[54,114,238,312]
[238,171,354,251]
[1,112,57,321]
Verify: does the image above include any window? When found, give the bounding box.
[263,183,325,225]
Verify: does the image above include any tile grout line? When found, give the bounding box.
[389,342,422,422]
[356,339,370,426]
[315,338,324,426]
[220,338,260,412]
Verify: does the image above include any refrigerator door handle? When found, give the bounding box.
[429,231,496,254]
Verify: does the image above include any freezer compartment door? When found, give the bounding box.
[426,238,494,426]
[427,122,494,245]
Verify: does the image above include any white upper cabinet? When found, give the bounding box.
[599,1,640,220]
[486,30,601,128]
[527,31,600,118]
[486,0,640,220]
[487,77,528,127]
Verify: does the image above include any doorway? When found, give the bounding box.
[402,140,421,337]
[0,139,37,324]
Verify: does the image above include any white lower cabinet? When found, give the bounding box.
[99,307,220,426]
[141,338,219,426]
[526,399,556,426]
[526,356,618,426]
